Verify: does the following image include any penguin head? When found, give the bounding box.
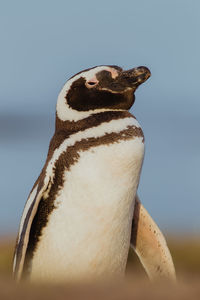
[57,65,151,121]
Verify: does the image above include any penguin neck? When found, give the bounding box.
[55,110,134,136]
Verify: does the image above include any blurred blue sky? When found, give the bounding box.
[0,0,200,236]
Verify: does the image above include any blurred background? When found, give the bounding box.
[0,0,200,286]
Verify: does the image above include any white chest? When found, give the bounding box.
[30,137,144,282]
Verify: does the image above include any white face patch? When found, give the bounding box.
[56,66,121,122]
[108,67,119,79]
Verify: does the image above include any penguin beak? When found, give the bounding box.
[121,66,151,89]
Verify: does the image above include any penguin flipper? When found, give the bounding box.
[130,194,176,281]
[13,173,51,281]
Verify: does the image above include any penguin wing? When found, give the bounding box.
[13,171,51,281]
[131,194,176,281]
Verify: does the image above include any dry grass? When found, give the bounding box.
[0,236,200,299]
[169,237,200,274]
[0,238,15,277]
[0,275,200,300]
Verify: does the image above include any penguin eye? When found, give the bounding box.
[85,80,99,88]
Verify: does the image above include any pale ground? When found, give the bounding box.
[0,237,200,299]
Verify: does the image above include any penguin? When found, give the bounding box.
[13,65,176,283]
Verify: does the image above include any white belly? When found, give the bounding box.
[30,137,144,282]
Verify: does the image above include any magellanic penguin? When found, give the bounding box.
[13,65,176,283]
